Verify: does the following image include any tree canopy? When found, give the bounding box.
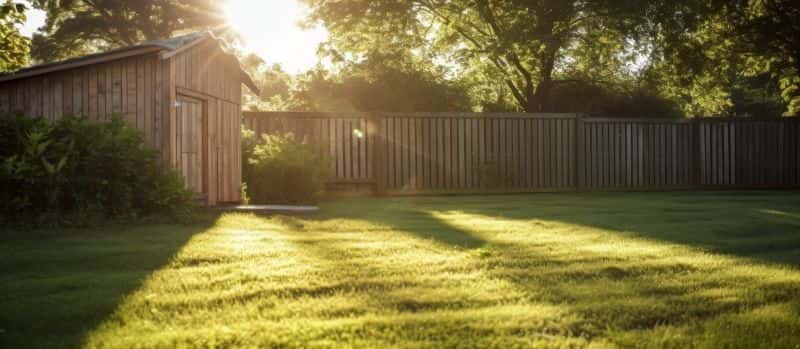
[647,0,799,116]
[240,52,472,113]
[302,0,799,117]
[8,0,800,116]
[302,0,668,113]
[28,0,225,63]
[0,1,29,72]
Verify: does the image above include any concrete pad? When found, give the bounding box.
[213,205,320,214]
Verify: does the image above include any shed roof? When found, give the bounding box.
[0,31,258,94]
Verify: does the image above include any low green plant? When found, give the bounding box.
[240,182,251,205]
[242,127,329,204]
[0,114,195,225]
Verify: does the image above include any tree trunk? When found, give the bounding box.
[525,52,556,112]
[528,79,551,112]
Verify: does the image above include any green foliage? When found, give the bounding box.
[0,1,30,72]
[28,0,226,63]
[303,0,658,113]
[733,0,800,116]
[300,0,800,117]
[239,54,294,111]
[0,114,195,225]
[646,0,800,116]
[545,82,682,118]
[293,66,472,112]
[239,182,251,205]
[241,53,472,112]
[241,127,329,204]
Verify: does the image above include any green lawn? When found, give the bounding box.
[2,192,800,348]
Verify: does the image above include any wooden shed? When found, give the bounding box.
[0,31,258,205]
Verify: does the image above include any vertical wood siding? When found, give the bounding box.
[0,54,163,148]
[172,40,243,203]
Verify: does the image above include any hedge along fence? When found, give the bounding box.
[243,112,800,194]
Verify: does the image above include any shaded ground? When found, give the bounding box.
[1,192,800,348]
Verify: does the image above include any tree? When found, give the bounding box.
[646,0,799,116]
[240,50,472,112]
[0,1,29,72]
[725,0,800,115]
[239,53,294,111]
[302,0,656,112]
[29,0,226,63]
[289,63,472,112]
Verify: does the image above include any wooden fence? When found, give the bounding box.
[243,112,800,194]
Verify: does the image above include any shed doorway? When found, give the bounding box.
[177,95,206,198]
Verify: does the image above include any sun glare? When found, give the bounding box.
[223,0,328,73]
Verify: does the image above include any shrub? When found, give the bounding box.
[0,114,195,225]
[242,127,329,204]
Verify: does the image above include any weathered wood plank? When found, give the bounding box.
[242,113,800,193]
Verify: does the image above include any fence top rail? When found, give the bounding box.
[243,111,581,119]
[692,117,798,123]
[243,111,798,123]
[584,117,796,123]
[583,117,693,124]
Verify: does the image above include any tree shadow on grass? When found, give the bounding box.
[321,191,800,267]
[447,191,800,267]
[419,203,800,346]
[316,197,488,249]
[0,215,218,349]
[267,215,574,346]
[306,192,800,345]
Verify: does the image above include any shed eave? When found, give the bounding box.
[0,46,165,83]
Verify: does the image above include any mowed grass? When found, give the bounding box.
[2,192,800,348]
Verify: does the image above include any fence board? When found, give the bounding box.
[243,112,800,193]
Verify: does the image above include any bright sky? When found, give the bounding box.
[18,1,44,37]
[19,0,328,73]
[223,0,328,73]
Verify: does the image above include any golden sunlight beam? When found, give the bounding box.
[223,0,328,73]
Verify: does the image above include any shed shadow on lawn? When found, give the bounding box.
[0,216,218,349]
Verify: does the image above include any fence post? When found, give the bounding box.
[691,118,702,187]
[368,115,386,195]
[574,114,583,191]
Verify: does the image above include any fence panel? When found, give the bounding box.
[581,119,694,190]
[371,114,577,193]
[244,112,800,194]
[697,119,799,187]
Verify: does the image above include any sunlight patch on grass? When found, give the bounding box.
[83,212,576,348]
[428,209,800,347]
[6,193,798,348]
